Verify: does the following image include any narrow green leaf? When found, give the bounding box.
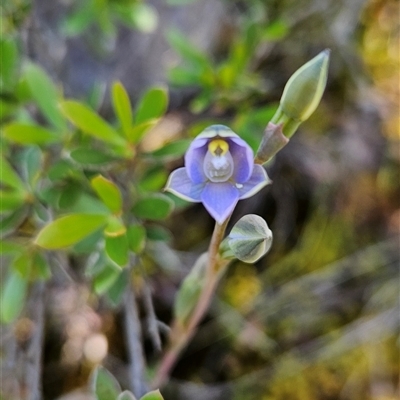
[0,190,25,213]
[70,147,119,166]
[35,214,108,249]
[24,63,66,131]
[105,234,129,267]
[89,366,121,400]
[12,251,32,276]
[117,390,137,400]
[138,167,168,192]
[0,155,25,191]
[168,67,200,86]
[94,264,121,295]
[0,240,24,255]
[20,146,43,188]
[0,37,19,91]
[127,119,158,143]
[132,194,174,220]
[1,270,28,323]
[0,207,29,237]
[91,175,122,214]
[112,81,133,136]
[3,123,60,145]
[106,269,128,307]
[135,87,168,125]
[60,100,126,146]
[140,389,164,400]
[127,224,146,253]
[32,252,51,280]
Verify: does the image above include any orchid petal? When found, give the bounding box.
[184,139,208,184]
[229,137,254,183]
[196,124,239,140]
[164,167,204,202]
[201,182,239,224]
[238,165,271,199]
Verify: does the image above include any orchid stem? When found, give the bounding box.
[152,218,230,388]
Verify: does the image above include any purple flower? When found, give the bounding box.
[165,125,271,224]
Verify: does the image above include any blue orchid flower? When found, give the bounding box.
[165,125,271,224]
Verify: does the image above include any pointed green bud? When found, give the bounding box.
[225,214,273,263]
[271,49,330,138]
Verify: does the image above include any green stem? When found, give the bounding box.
[152,218,230,388]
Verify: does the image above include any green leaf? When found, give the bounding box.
[174,253,207,325]
[0,155,25,191]
[3,123,60,145]
[58,182,81,210]
[0,190,25,213]
[135,87,168,125]
[19,146,42,188]
[94,264,121,295]
[127,119,158,143]
[138,167,168,192]
[60,100,126,146]
[168,67,200,86]
[149,139,191,159]
[0,207,29,237]
[91,175,122,214]
[70,147,119,167]
[35,214,108,249]
[263,20,289,41]
[24,63,66,131]
[146,226,171,242]
[1,270,28,323]
[104,216,127,237]
[12,251,32,276]
[0,36,19,91]
[89,366,121,400]
[31,252,51,280]
[106,269,129,307]
[117,391,137,400]
[167,29,209,68]
[140,390,164,400]
[0,240,24,255]
[112,81,133,137]
[132,194,174,220]
[105,234,129,267]
[127,224,146,253]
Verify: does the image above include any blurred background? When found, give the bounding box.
[1,0,399,399]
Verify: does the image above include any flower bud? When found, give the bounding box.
[226,214,272,263]
[272,49,330,138]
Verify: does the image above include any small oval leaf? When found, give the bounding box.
[1,270,28,323]
[135,87,168,125]
[35,214,108,249]
[89,366,121,400]
[60,100,125,146]
[112,81,132,137]
[91,175,122,214]
[132,194,174,220]
[3,123,60,145]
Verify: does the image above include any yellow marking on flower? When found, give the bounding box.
[208,139,229,156]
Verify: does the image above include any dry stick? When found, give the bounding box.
[124,274,148,397]
[152,218,230,388]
